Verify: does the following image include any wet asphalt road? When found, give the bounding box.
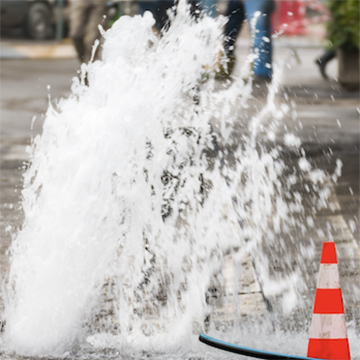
[1,58,80,284]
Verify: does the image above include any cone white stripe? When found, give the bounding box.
[309,314,348,339]
[317,264,340,289]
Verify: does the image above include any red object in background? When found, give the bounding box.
[272,0,306,35]
[271,0,330,36]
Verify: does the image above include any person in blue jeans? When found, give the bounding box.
[223,0,275,81]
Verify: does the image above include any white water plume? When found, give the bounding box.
[2,4,342,358]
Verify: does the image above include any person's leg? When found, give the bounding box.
[153,0,175,31]
[315,49,336,79]
[188,0,203,20]
[224,0,245,57]
[69,0,90,62]
[137,1,158,17]
[244,0,274,79]
[155,0,200,32]
[217,0,245,77]
[85,1,108,62]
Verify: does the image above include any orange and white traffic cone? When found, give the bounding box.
[307,241,351,360]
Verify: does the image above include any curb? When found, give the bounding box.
[0,41,76,60]
[0,34,324,60]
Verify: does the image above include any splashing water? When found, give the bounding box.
[2,4,357,359]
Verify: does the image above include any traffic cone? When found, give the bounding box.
[307,241,351,360]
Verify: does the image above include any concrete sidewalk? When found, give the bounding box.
[0,38,77,60]
[0,23,326,60]
[0,36,324,59]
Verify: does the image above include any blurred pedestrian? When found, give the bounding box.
[315,49,336,79]
[222,0,275,81]
[69,0,108,63]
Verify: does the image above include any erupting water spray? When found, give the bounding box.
[1,2,350,358]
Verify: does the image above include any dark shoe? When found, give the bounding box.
[315,58,328,79]
[245,75,272,97]
[252,74,272,85]
[315,50,336,80]
[72,37,86,63]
